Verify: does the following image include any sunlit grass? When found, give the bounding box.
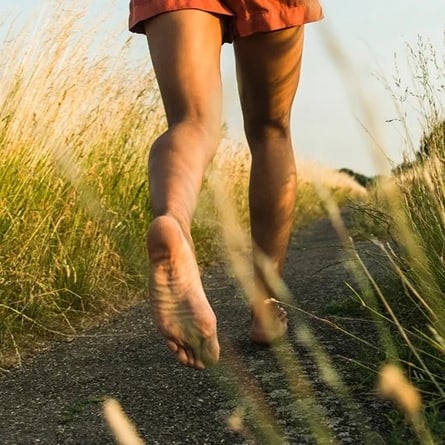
[0,2,159,363]
[6,1,444,444]
[346,35,445,441]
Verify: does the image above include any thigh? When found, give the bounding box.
[234,26,304,130]
[144,10,224,129]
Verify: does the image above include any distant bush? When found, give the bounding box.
[338,168,374,188]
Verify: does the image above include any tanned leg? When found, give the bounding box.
[144,10,223,369]
[234,27,305,344]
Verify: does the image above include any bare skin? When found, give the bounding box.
[234,27,304,344]
[144,11,304,368]
[147,216,219,370]
[144,11,223,369]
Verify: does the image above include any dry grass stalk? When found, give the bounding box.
[103,398,146,445]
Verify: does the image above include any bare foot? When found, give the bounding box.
[250,298,288,345]
[147,215,220,370]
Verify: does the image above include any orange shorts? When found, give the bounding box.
[129,0,323,42]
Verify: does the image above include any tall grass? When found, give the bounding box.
[350,36,445,440]
[0,3,161,363]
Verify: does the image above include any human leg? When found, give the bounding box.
[234,26,305,344]
[144,10,223,369]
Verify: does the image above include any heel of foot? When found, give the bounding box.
[147,216,184,259]
[146,215,219,369]
[249,299,288,345]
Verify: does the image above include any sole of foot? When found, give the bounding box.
[147,215,220,370]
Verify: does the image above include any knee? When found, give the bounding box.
[243,112,291,146]
[167,101,222,146]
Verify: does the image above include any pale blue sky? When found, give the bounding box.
[2,1,444,175]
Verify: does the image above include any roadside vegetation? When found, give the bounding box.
[2,1,443,444]
[0,5,159,365]
[349,38,445,442]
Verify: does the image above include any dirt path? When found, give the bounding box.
[0,215,393,444]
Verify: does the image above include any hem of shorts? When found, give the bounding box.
[129,0,233,34]
[235,6,323,38]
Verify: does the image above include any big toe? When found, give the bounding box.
[175,346,189,366]
[201,335,220,367]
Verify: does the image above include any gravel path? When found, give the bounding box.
[0,215,393,444]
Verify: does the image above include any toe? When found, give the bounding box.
[193,358,206,370]
[176,346,189,366]
[201,335,220,367]
[166,340,179,353]
[279,309,288,321]
[184,348,196,368]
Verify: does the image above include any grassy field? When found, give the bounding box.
[2,2,444,444]
[0,7,159,364]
